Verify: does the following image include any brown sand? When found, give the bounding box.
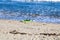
[0,20,60,40]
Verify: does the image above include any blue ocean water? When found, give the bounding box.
[0,1,60,23]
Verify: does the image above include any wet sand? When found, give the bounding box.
[0,20,60,40]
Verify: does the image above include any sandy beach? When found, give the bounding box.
[0,20,60,40]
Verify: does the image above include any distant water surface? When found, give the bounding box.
[0,2,60,23]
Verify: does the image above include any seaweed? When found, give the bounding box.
[9,30,27,35]
[20,19,32,23]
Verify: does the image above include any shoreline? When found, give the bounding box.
[0,19,60,24]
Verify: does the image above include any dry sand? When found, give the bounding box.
[0,20,60,40]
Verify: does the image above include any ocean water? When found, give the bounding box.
[0,2,60,23]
